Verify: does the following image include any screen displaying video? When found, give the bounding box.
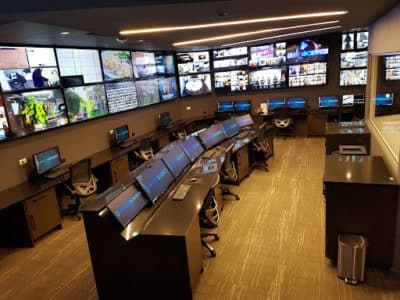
[214,70,248,93]
[0,97,9,140]
[132,51,157,79]
[155,54,175,75]
[213,47,248,59]
[319,96,339,108]
[385,55,400,80]
[286,39,329,64]
[179,135,205,162]
[287,97,306,109]
[249,42,286,67]
[288,62,327,87]
[0,47,57,69]
[56,48,103,84]
[356,32,369,49]
[4,89,68,137]
[213,57,248,71]
[340,69,367,86]
[135,79,160,107]
[161,144,190,179]
[100,50,133,81]
[105,81,138,114]
[64,84,108,123]
[342,33,355,51]
[198,124,226,149]
[158,77,178,102]
[179,74,211,97]
[176,51,210,75]
[340,51,368,68]
[217,101,234,112]
[342,94,365,107]
[249,67,286,90]
[375,93,394,106]
[268,98,285,111]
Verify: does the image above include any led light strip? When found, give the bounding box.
[173,21,339,46]
[119,11,347,35]
[221,25,342,47]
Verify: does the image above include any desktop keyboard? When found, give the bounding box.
[202,150,216,159]
[45,168,69,179]
[173,184,191,200]
[120,139,137,148]
[236,132,248,139]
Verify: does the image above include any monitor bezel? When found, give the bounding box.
[318,95,340,108]
[32,146,62,175]
[114,124,129,145]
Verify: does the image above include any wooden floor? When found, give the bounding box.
[1,138,400,300]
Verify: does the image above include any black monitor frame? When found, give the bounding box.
[32,146,62,175]
[113,124,130,145]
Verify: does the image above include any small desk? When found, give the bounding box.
[323,155,399,268]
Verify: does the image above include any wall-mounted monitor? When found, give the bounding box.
[4,89,68,137]
[107,185,148,227]
[286,39,329,64]
[155,54,175,76]
[318,96,339,108]
[32,146,62,175]
[176,51,210,75]
[217,101,234,112]
[213,47,248,59]
[0,97,9,140]
[249,42,286,67]
[135,159,175,204]
[341,33,355,51]
[198,124,226,149]
[375,93,394,106]
[213,46,248,71]
[135,79,160,107]
[287,97,306,109]
[356,32,369,49]
[235,113,254,128]
[100,50,133,81]
[214,70,248,93]
[267,98,286,111]
[105,80,138,114]
[340,51,368,68]
[132,51,157,79]
[158,77,178,102]
[161,144,191,179]
[179,136,205,162]
[114,125,129,145]
[179,74,211,97]
[220,118,240,138]
[288,62,327,87]
[248,67,286,90]
[340,69,367,86]
[342,94,365,107]
[56,48,103,85]
[234,100,251,112]
[385,55,400,80]
[64,84,108,123]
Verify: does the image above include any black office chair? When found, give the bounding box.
[64,158,97,220]
[134,136,154,162]
[220,144,240,211]
[272,107,294,138]
[251,122,271,172]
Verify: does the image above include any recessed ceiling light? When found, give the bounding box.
[173,20,339,46]
[60,32,70,35]
[119,11,348,35]
[221,25,341,47]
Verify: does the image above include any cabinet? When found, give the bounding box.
[110,154,130,184]
[235,144,250,182]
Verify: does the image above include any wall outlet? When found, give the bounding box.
[109,129,114,135]
[19,158,27,166]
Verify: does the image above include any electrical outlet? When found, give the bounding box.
[19,158,27,166]
[109,129,114,135]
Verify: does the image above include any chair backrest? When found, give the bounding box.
[223,144,234,170]
[257,122,267,144]
[272,107,292,119]
[70,158,91,184]
[139,136,153,151]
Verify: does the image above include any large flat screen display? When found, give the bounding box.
[179,136,205,162]
[213,47,248,59]
[288,62,327,87]
[356,32,369,49]
[136,159,175,204]
[375,93,394,106]
[155,54,175,75]
[161,144,191,179]
[198,124,226,149]
[132,51,157,79]
[0,97,9,140]
[158,77,178,102]
[217,101,234,112]
[56,48,103,84]
[342,94,365,107]
[268,98,285,111]
[4,89,68,137]
[286,39,329,64]
[179,74,211,97]
[221,118,240,138]
[213,57,248,71]
[177,51,210,75]
[105,81,138,113]
[213,46,248,71]
[249,42,286,67]
[385,55,400,80]
[135,79,160,107]
[340,51,368,68]
[342,33,355,51]
[64,84,108,123]
[318,96,339,108]
[287,97,306,109]
[340,69,367,86]
[214,70,248,93]
[100,50,133,81]
[249,67,286,90]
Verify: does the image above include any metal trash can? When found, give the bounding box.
[337,234,368,284]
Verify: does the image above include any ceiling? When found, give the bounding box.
[0,0,397,51]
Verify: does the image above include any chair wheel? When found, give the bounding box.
[211,251,216,257]
[215,235,220,241]
[235,195,240,200]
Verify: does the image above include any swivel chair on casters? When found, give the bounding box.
[272,107,294,138]
[252,122,272,172]
[220,144,240,211]
[134,136,154,162]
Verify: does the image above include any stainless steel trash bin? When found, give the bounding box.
[337,234,368,284]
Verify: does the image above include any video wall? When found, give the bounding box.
[385,55,400,80]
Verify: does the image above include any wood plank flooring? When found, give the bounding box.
[1,137,400,300]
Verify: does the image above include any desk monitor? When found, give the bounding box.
[235,113,254,128]
[162,144,191,179]
[114,125,129,145]
[107,185,148,227]
[136,159,175,204]
[217,101,234,112]
[234,100,251,112]
[318,96,339,108]
[375,92,394,106]
[179,136,205,162]
[32,146,62,175]
[159,112,171,127]
[198,124,226,149]
[287,97,306,109]
[221,118,240,138]
[268,98,286,111]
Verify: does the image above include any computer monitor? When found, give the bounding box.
[234,100,251,112]
[179,136,205,162]
[235,114,254,128]
[342,94,365,107]
[159,112,171,128]
[107,185,148,227]
[375,93,394,106]
[136,159,175,204]
[114,125,129,145]
[287,97,306,109]
[221,118,240,138]
[318,96,339,108]
[217,101,234,112]
[198,124,226,149]
[267,99,286,111]
[32,146,62,175]
[161,144,191,179]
